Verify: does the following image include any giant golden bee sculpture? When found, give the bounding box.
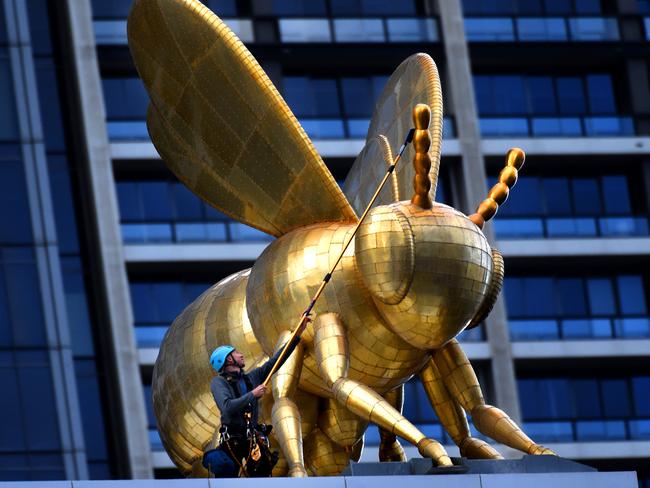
[128,0,556,477]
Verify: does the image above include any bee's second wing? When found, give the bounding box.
[343,53,443,215]
[128,0,357,237]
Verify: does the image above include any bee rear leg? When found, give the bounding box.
[378,386,407,462]
[314,313,452,467]
[420,357,502,459]
[271,330,308,477]
[433,339,555,456]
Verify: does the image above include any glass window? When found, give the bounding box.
[278,19,331,43]
[517,18,567,42]
[465,18,515,41]
[340,78,374,118]
[571,178,600,215]
[117,182,142,221]
[102,78,149,120]
[523,277,555,317]
[206,0,238,16]
[0,161,33,245]
[91,0,132,18]
[386,18,438,43]
[543,0,571,14]
[617,276,647,315]
[569,18,618,41]
[527,77,556,114]
[601,176,631,215]
[586,278,616,315]
[632,377,650,416]
[504,277,525,317]
[283,78,340,117]
[48,156,80,254]
[542,178,571,215]
[0,56,18,142]
[587,75,615,114]
[502,177,542,215]
[140,182,173,221]
[601,379,630,417]
[556,77,585,114]
[0,366,26,451]
[152,283,185,323]
[333,19,385,43]
[173,182,203,220]
[130,283,158,324]
[253,0,326,16]
[573,379,601,418]
[557,278,587,317]
[1,249,47,347]
[61,258,95,357]
[331,0,416,15]
[495,76,526,114]
[75,360,109,462]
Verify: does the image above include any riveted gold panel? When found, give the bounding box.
[128,0,356,237]
[344,53,443,213]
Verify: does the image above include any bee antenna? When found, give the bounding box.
[469,148,525,229]
[411,104,433,209]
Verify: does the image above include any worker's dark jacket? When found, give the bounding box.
[210,340,298,436]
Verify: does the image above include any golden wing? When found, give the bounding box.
[343,53,442,214]
[128,0,357,237]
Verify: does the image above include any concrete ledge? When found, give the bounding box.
[124,243,269,262]
[110,139,462,160]
[10,471,634,487]
[482,137,650,156]
[498,238,650,258]
[512,340,650,358]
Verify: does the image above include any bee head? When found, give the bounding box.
[355,201,493,349]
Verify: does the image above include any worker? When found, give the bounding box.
[203,332,302,477]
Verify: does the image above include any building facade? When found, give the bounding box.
[1,0,649,484]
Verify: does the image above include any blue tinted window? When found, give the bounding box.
[523,277,555,317]
[331,0,415,15]
[587,75,615,114]
[153,283,185,322]
[254,0,326,15]
[75,360,108,462]
[27,1,52,55]
[495,76,525,114]
[173,183,203,220]
[206,0,238,16]
[283,78,340,117]
[571,178,600,215]
[556,77,585,114]
[20,362,62,450]
[1,249,47,347]
[587,278,616,315]
[557,278,587,316]
[116,182,142,221]
[340,78,374,118]
[617,276,647,315]
[0,56,18,141]
[35,60,66,152]
[130,283,157,323]
[61,258,95,356]
[544,0,571,14]
[504,277,525,317]
[601,176,631,215]
[0,365,26,450]
[527,77,556,114]
[573,379,601,418]
[91,0,132,18]
[503,177,542,215]
[543,178,571,215]
[141,182,173,221]
[102,78,149,119]
[632,377,650,416]
[575,0,601,14]
[48,156,80,254]
[0,161,33,244]
[601,380,630,417]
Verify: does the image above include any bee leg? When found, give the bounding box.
[304,427,352,475]
[378,386,407,462]
[420,357,502,459]
[271,330,308,477]
[433,339,555,456]
[314,312,452,467]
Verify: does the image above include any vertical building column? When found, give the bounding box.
[61,0,153,478]
[4,0,88,479]
[437,0,521,422]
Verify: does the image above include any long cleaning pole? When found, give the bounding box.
[261,127,416,388]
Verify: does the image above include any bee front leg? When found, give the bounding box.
[271,330,308,477]
[433,339,555,456]
[314,313,452,467]
[378,386,407,462]
[420,357,502,459]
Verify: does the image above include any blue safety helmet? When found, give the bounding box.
[210,345,235,372]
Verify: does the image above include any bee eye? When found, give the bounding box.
[355,206,414,305]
